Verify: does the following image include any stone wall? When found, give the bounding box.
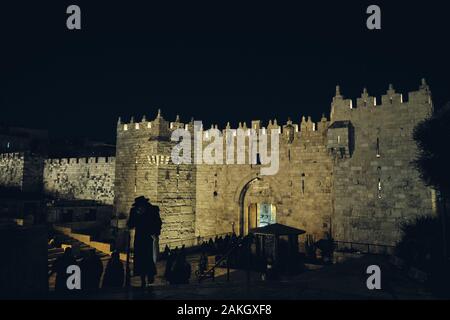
[1,81,435,249]
[0,152,45,192]
[194,118,333,241]
[0,153,24,190]
[43,157,115,205]
[329,82,435,246]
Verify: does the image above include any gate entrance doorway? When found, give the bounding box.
[245,203,276,234]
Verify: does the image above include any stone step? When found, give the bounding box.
[49,230,111,269]
[48,247,64,254]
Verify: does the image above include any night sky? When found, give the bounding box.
[1,1,449,143]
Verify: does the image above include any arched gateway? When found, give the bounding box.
[237,177,279,235]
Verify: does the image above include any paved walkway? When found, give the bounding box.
[48,255,434,300]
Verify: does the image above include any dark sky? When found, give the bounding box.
[1,1,449,143]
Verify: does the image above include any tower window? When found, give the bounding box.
[301,173,305,194]
[377,166,382,199]
[256,153,262,165]
[378,178,382,199]
[376,137,381,158]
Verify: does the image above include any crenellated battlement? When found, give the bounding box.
[44,156,115,165]
[117,106,330,141]
[331,79,433,121]
[117,109,186,135]
[0,152,25,160]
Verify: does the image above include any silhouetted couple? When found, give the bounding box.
[127,196,162,288]
[82,249,125,290]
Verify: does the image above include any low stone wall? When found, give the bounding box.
[0,225,48,297]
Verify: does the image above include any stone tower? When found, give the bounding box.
[114,110,197,247]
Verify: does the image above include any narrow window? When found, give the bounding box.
[377,166,382,199]
[376,137,380,158]
[301,173,305,194]
[378,178,382,199]
[288,149,291,162]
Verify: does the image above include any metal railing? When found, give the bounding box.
[197,235,251,283]
[334,240,395,255]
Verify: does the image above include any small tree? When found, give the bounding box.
[395,216,443,271]
[413,102,450,258]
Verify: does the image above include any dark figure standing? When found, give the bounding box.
[127,196,162,288]
[164,249,176,282]
[50,247,77,293]
[168,248,191,285]
[80,249,103,291]
[102,251,124,288]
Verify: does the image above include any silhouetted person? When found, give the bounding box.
[164,249,176,282]
[102,251,124,289]
[168,251,191,285]
[162,245,170,259]
[50,247,77,293]
[127,196,162,288]
[80,249,103,291]
[198,251,208,275]
[207,238,215,254]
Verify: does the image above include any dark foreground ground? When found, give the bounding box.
[44,255,434,300]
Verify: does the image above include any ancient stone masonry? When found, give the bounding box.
[0,153,25,190]
[116,80,435,248]
[0,80,436,249]
[329,81,435,246]
[0,152,45,192]
[114,112,197,247]
[43,157,115,205]
[0,154,115,204]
